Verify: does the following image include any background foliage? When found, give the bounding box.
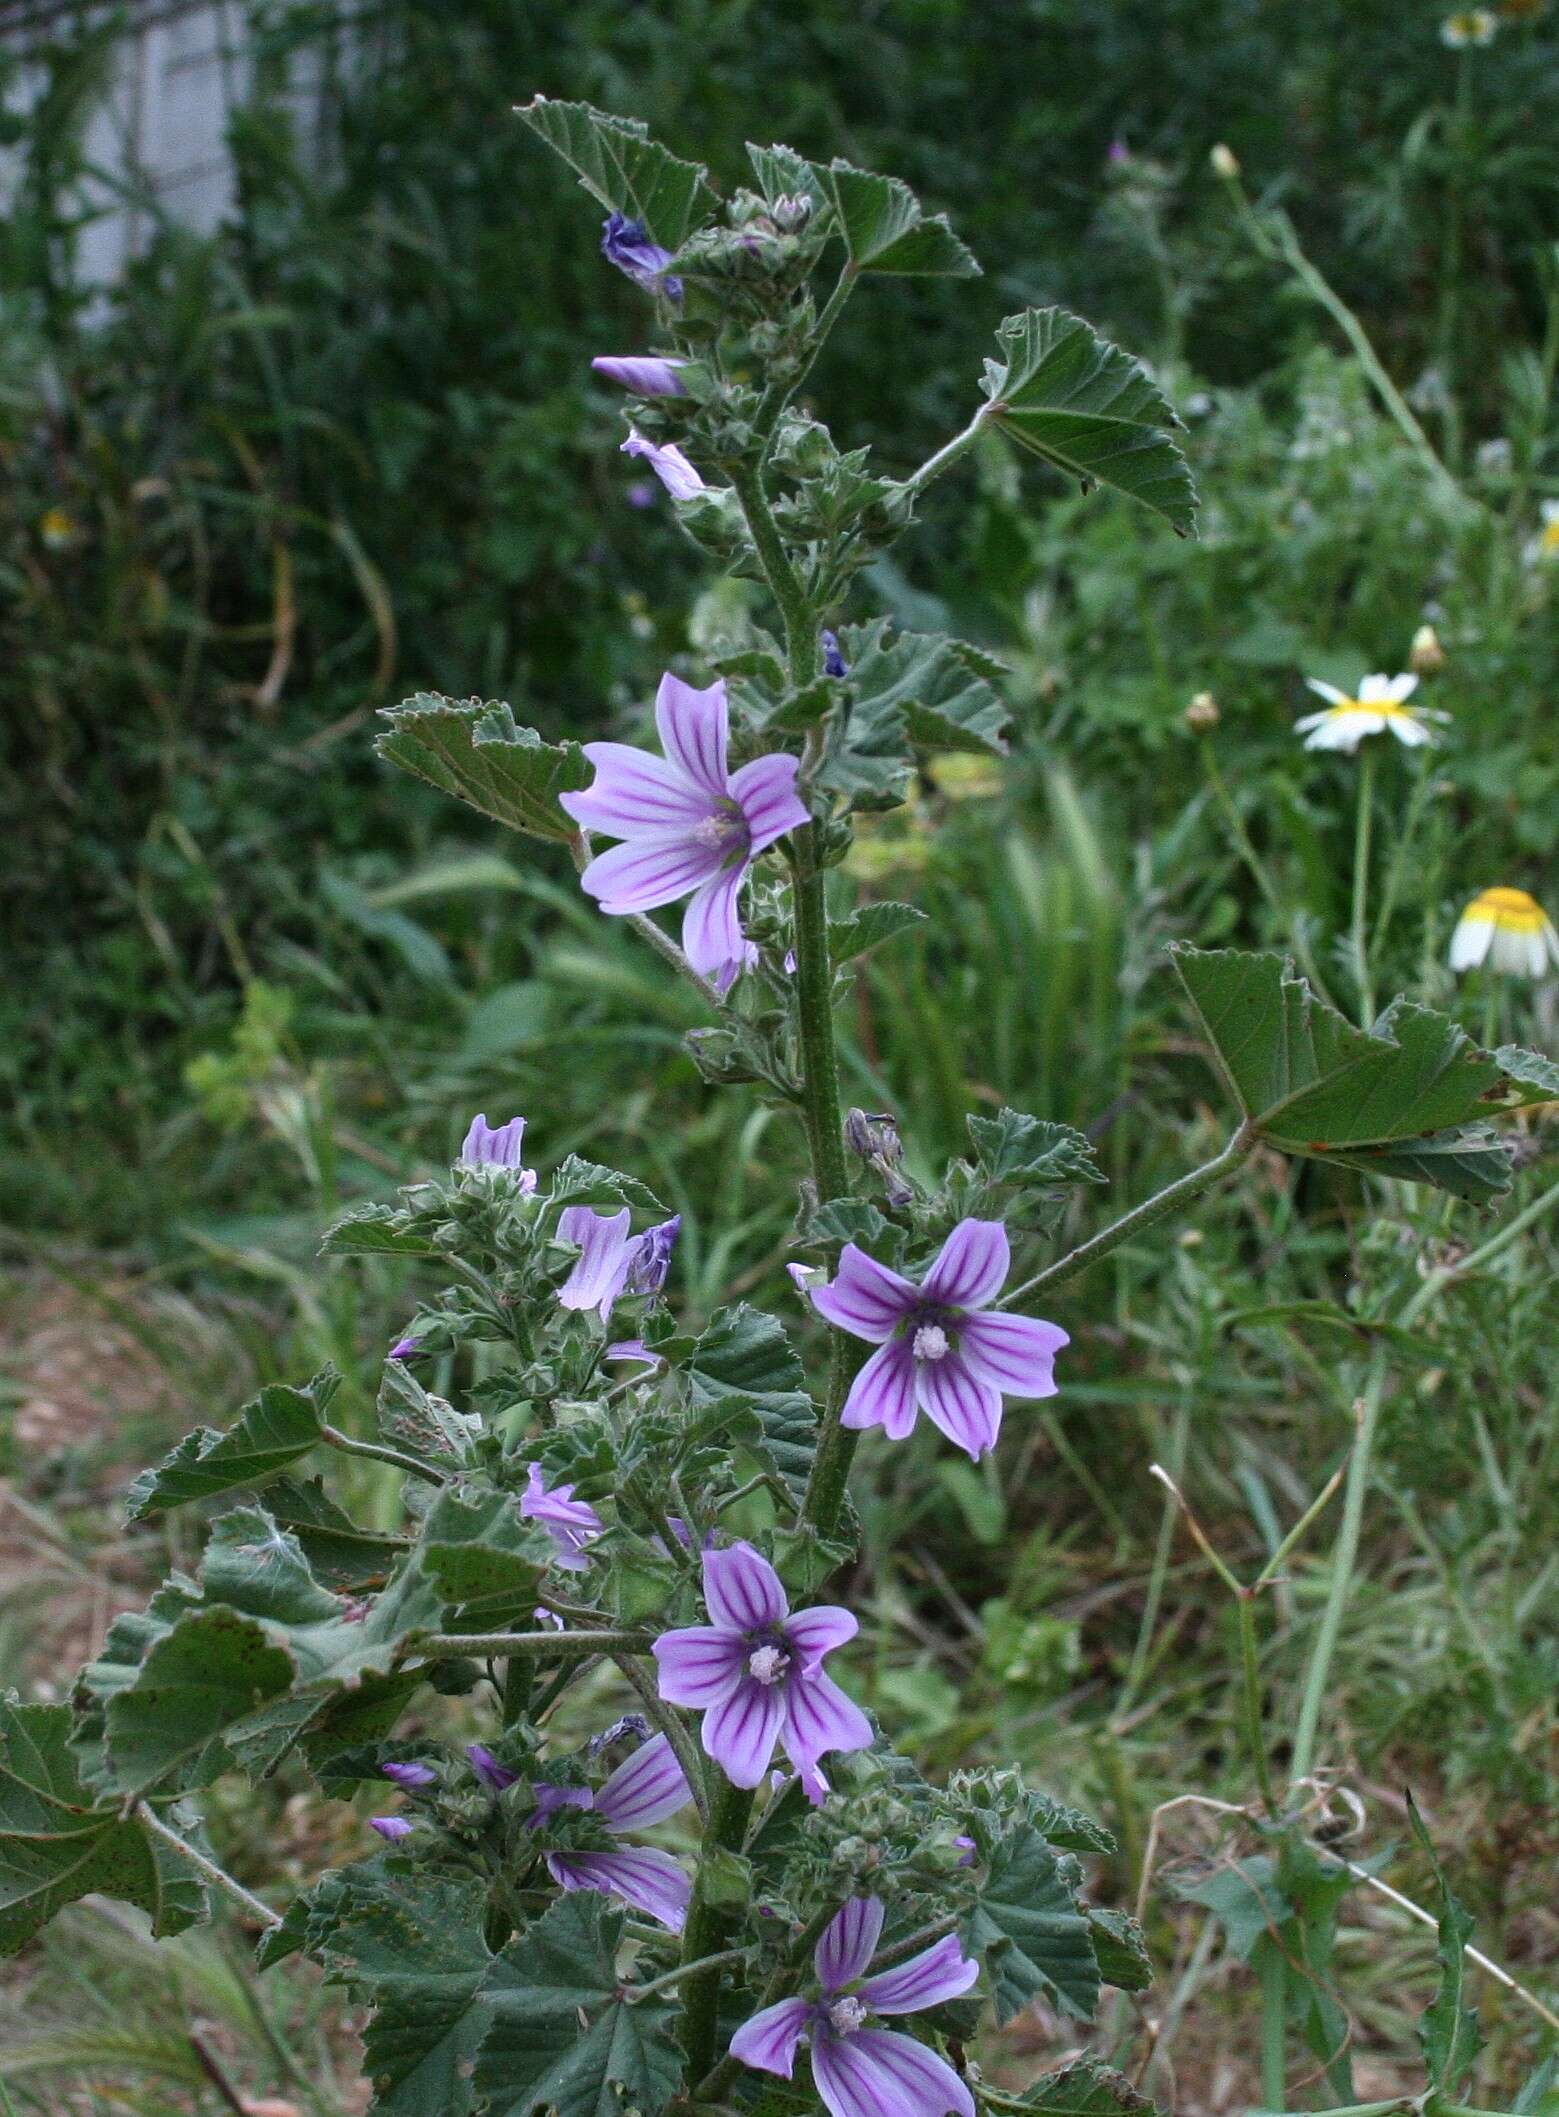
[2,3,1557,2112]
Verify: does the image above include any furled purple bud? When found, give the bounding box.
[382,1760,438,1788]
[587,1714,652,1758]
[369,1815,415,1841]
[467,1743,518,1792]
[591,355,687,397]
[600,212,683,300]
[621,430,705,500]
[388,1335,423,1362]
[457,1112,536,1188]
[821,630,848,679]
[624,1215,682,1296]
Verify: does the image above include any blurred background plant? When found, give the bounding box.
[2,2,1557,2111]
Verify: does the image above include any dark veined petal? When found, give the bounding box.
[594,1732,691,1832]
[857,1933,980,2015]
[840,1339,919,1438]
[653,1624,746,1706]
[655,671,730,795]
[783,1604,858,1672]
[815,1896,885,1991]
[915,1356,1002,1461]
[782,1669,873,1775]
[702,1675,785,1787]
[682,862,750,981]
[729,752,811,853]
[920,1218,1010,1310]
[703,1541,789,1631]
[956,1310,1068,1398]
[560,741,710,838]
[556,1206,634,1318]
[729,1997,812,2079]
[810,1245,919,1343]
[546,1847,691,1931]
[814,2027,975,2117]
[579,832,724,913]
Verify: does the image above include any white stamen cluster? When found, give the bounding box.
[693,807,745,849]
[747,1643,790,1686]
[912,1322,950,1362]
[828,1995,869,2035]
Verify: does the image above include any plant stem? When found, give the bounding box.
[1259,1941,1287,2111]
[411,1629,653,1660]
[320,1423,444,1485]
[1004,1123,1258,1306]
[135,1802,283,1931]
[753,263,857,450]
[629,1946,751,2002]
[899,407,991,502]
[677,1777,756,2077]
[729,459,818,680]
[1350,744,1377,1025]
[1289,1346,1388,1783]
[1237,1591,1279,1818]
[1399,1174,1559,1324]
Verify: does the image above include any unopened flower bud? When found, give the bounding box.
[1184,690,1220,733]
[1210,143,1240,180]
[771,192,812,230]
[1409,624,1446,675]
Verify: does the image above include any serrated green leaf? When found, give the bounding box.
[839,619,1011,756]
[95,1606,297,1796]
[1408,1793,1483,2096]
[745,141,827,212]
[817,159,979,277]
[967,1108,1106,1188]
[981,307,1196,534]
[1171,1855,1290,1960]
[685,1305,818,1497]
[962,1827,1099,2025]
[1015,2059,1153,2114]
[1087,1906,1152,1993]
[1492,1042,1559,1103]
[518,97,715,250]
[417,1486,553,1632]
[548,1153,669,1218]
[801,1198,891,1248]
[125,1371,339,1521]
[321,1205,439,1257]
[376,695,590,843]
[0,1702,209,1954]
[264,1477,412,1593]
[828,901,927,963]
[1026,1792,1117,1855]
[1172,946,1522,1202]
[475,1894,684,2117]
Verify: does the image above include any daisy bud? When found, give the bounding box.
[1210,143,1241,180]
[1409,624,1446,675]
[1184,691,1220,733]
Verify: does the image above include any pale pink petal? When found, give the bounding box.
[729,1998,811,2078]
[840,1340,918,1438]
[594,1733,691,1832]
[546,1848,691,1931]
[782,1669,873,1773]
[560,742,710,837]
[784,1605,858,1672]
[655,671,730,795]
[703,1676,784,1786]
[653,1625,745,1706]
[920,1219,1010,1310]
[810,1245,919,1342]
[579,833,724,913]
[703,1541,788,1631]
[915,1357,1002,1461]
[816,1897,885,1990]
[682,864,750,981]
[729,753,811,853]
[956,1311,1068,1398]
[857,1934,980,2014]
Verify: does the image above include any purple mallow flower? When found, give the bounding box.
[731,1896,978,2117]
[557,1207,681,1319]
[458,1112,537,1190]
[560,673,809,988]
[601,211,682,300]
[520,1462,602,1571]
[822,629,848,679]
[369,1815,415,1842]
[809,1220,1068,1462]
[528,1731,693,1931]
[467,1743,518,1792]
[388,1335,423,1362]
[592,354,687,397]
[620,430,705,499]
[654,1541,870,1788]
[381,1759,437,1788]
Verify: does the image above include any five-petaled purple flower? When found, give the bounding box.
[457,1112,537,1190]
[654,1541,870,1788]
[809,1220,1068,1462]
[620,430,705,499]
[592,354,687,397]
[731,1896,978,2117]
[520,1462,602,1571]
[528,1731,693,1931]
[557,1206,681,1319]
[601,211,683,300]
[560,673,809,988]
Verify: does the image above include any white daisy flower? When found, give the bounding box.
[1293,673,1449,753]
[1440,8,1497,44]
[1448,887,1559,978]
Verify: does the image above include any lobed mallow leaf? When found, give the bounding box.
[981,307,1196,534]
[815,158,980,277]
[1172,944,1554,1202]
[376,695,590,843]
[961,1826,1100,2025]
[0,1701,208,1954]
[517,97,715,250]
[125,1369,340,1521]
[967,1109,1106,1188]
[1016,2059,1154,2114]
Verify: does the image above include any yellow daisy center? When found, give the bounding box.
[1328,698,1410,718]
[1468,887,1546,932]
[1541,518,1559,552]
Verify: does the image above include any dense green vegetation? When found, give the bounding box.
[1,6,1556,2113]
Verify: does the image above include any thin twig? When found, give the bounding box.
[136,1803,283,1931]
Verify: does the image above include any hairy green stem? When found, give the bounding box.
[899,407,991,502]
[411,1629,653,1660]
[677,1777,756,2077]
[1350,743,1377,1025]
[320,1423,444,1485]
[1237,1591,1279,1818]
[753,263,857,451]
[629,1946,751,2003]
[1005,1123,1258,1307]
[136,1802,282,1930]
[729,459,818,681]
